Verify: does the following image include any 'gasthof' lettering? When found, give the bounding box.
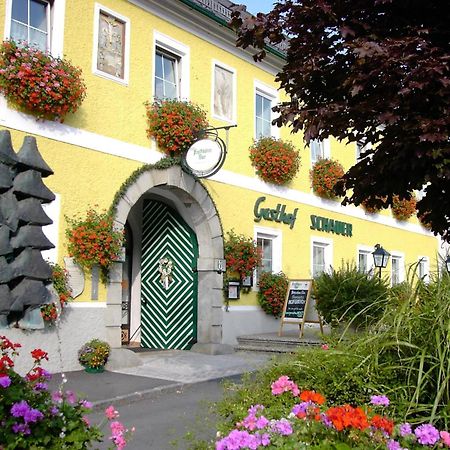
[253,196,298,229]
[310,215,353,237]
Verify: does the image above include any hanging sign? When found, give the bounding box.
[279,279,323,338]
[181,132,226,178]
[254,196,298,229]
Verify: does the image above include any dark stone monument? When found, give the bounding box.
[0,131,55,328]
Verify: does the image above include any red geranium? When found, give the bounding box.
[249,137,301,185]
[310,158,345,199]
[0,40,86,122]
[224,230,261,280]
[31,349,48,362]
[392,194,417,221]
[145,99,208,156]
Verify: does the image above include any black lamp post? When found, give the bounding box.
[372,244,391,278]
[445,255,450,274]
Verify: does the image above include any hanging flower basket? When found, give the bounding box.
[78,339,110,371]
[0,40,87,122]
[392,194,417,221]
[361,196,388,215]
[249,137,300,185]
[65,207,124,283]
[310,158,345,200]
[418,211,433,231]
[257,271,289,317]
[145,99,209,156]
[224,230,261,280]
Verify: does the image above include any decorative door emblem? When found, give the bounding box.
[158,257,173,290]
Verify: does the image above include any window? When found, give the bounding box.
[10,0,50,52]
[311,140,324,164]
[153,32,189,100]
[255,92,272,138]
[310,139,330,165]
[155,49,179,100]
[417,257,429,283]
[311,239,332,278]
[93,5,130,83]
[391,255,404,285]
[254,227,282,287]
[213,62,235,122]
[358,249,373,274]
[254,81,278,139]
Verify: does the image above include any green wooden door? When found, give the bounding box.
[140,199,198,349]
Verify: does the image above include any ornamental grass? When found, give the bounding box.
[145,99,208,156]
[310,158,344,200]
[0,40,86,122]
[249,137,301,185]
[392,194,417,221]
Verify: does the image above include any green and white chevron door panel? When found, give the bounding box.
[140,199,198,349]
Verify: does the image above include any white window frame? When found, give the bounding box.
[92,3,130,85]
[41,193,60,264]
[310,138,331,165]
[211,60,236,123]
[310,237,333,278]
[253,226,282,289]
[356,139,371,161]
[357,245,374,276]
[417,256,430,283]
[254,80,279,139]
[4,0,66,57]
[390,252,405,286]
[153,31,190,100]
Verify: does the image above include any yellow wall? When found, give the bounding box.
[0,1,440,306]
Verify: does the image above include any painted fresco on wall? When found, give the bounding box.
[97,11,125,79]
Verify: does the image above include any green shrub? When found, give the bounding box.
[314,261,388,328]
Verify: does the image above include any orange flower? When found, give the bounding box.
[300,390,326,405]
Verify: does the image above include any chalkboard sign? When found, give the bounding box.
[283,281,310,321]
[279,279,323,338]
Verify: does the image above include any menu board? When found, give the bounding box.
[283,281,310,321]
[279,279,322,338]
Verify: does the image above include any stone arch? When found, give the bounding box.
[105,166,231,354]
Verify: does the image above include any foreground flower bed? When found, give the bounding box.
[215,375,450,449]
[0,336,133,449]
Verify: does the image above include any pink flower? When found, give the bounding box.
[271,375,300,396]
[110,421,125,435]
[105,405,119,420]
[111,433,127,450]
[321,344,329,350]
[441,431,450,447]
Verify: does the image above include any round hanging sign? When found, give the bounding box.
[182,134,226,178]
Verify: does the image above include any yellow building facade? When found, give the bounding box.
[0,0,441,369]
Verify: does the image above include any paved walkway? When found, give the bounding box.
[49,350,272,411]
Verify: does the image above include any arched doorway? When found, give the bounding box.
[106,166,232,354]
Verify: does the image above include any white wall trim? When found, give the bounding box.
[92,3,131,85]
[153,30,190,100]
[211,59,237,124]
[68,302,107,308]
[0,99,435,239]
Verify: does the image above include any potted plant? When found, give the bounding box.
[223,230,261,281]
[78,339,111,373]
[361,196,387,214]
[249,137,301,185]
[310,158,345,200]
[257,271,289,317]
[0,40,86,122]
[392,194,417,221]
[65,207,124,283]
[145,99,208,156]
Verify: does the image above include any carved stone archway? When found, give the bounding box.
[105,166,231,354]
